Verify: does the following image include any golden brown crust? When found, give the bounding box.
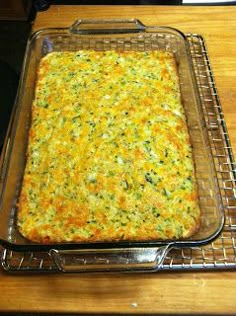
[17,50,201,243]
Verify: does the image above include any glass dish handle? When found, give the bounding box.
[49,246,171,273]
[70,19,146,34]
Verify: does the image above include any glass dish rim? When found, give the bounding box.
[0,19,225,252]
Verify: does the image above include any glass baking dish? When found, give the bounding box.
[0,19,225,272]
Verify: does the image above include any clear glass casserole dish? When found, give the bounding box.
[0,19,224,272]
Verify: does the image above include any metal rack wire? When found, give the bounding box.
[1,34,236,273]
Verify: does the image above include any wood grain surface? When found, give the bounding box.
[0,5,235,315]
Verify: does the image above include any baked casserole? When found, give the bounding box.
[17,50,200,243]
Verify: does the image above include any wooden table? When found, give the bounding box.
[0,5,236,315]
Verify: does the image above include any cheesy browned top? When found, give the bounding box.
[17,50,200,243]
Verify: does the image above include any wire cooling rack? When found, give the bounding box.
[1,34,236,273]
